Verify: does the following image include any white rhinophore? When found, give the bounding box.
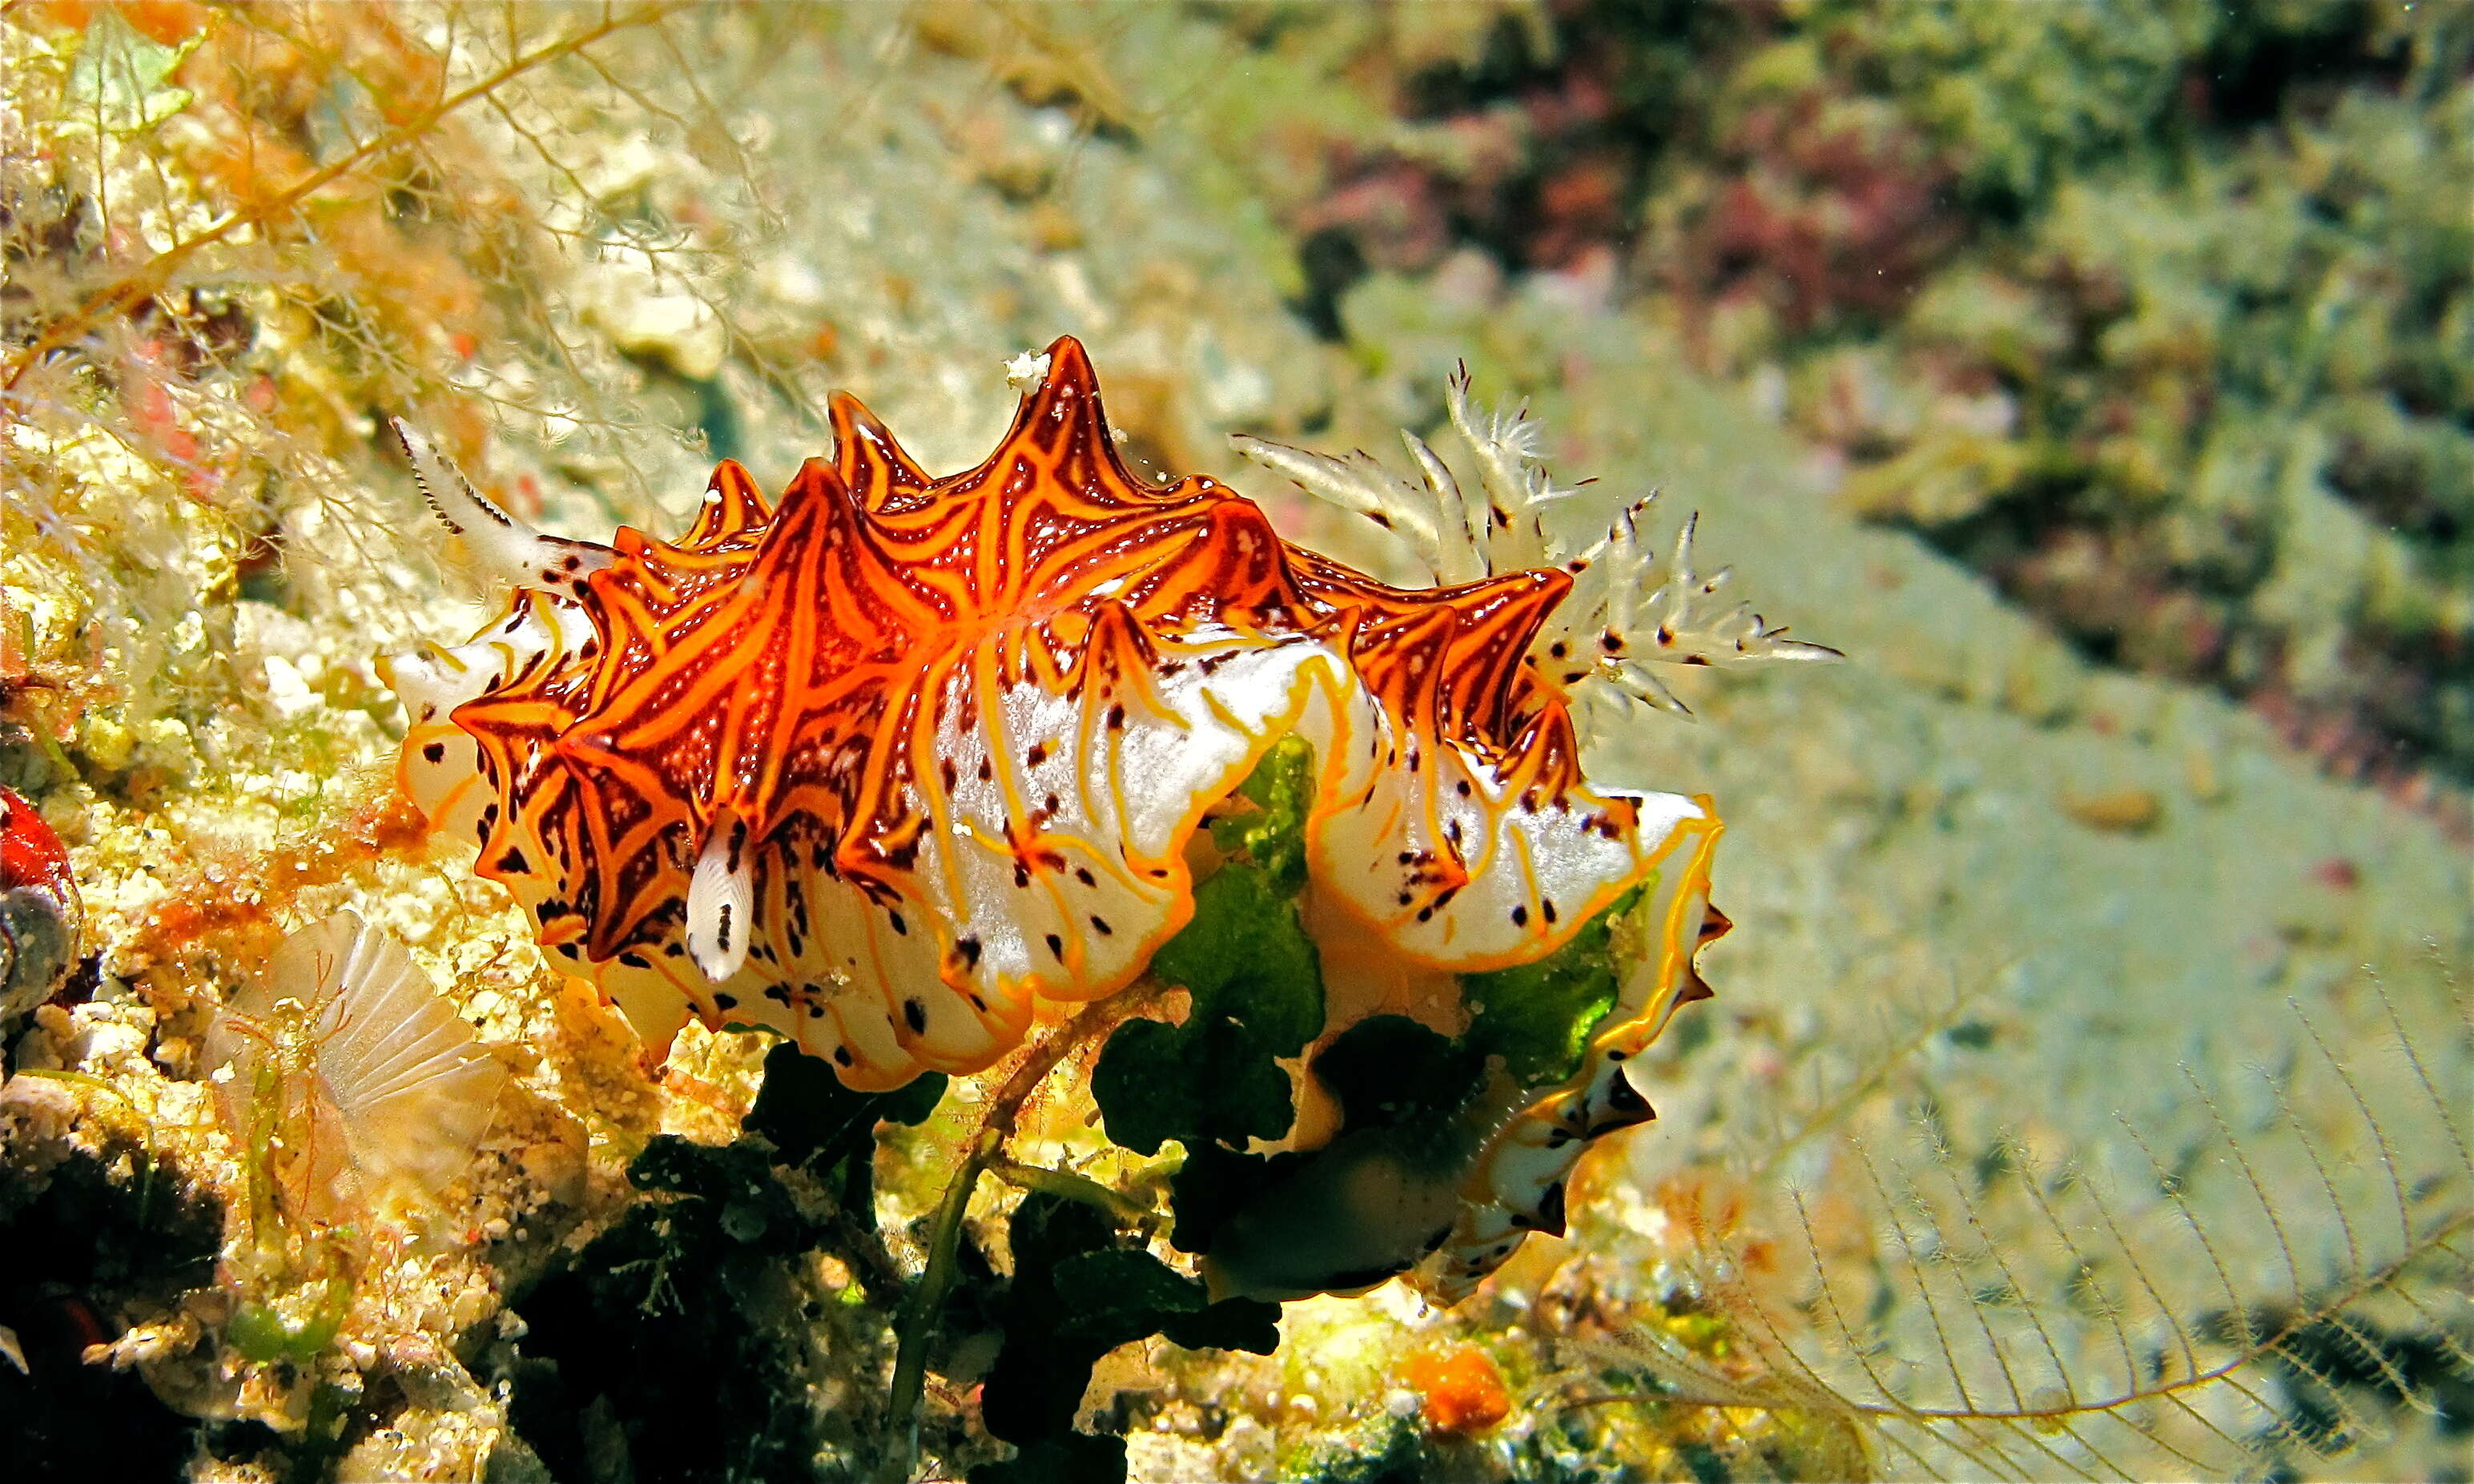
[391,418,613,591]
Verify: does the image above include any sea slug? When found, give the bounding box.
[381,338,1832,1297]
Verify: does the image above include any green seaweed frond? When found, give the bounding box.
[1094,737,1325,1160]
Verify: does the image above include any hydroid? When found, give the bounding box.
[1562,965,2474,1482]
[206,911,505,1228]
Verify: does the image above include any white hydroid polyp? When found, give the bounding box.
[207,911,506,1221]
[1234,364,1841,740]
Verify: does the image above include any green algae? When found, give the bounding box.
[1462,883,1642,1088]
[1094,738,1324,1160]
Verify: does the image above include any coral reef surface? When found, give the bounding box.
[2,6,2468,1482]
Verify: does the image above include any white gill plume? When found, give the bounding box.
[206,911,507,1224]
[391,418,613,593]
[1233,364,1841,738]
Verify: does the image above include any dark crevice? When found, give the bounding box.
[0,1148,221,1483]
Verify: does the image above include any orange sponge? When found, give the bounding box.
[1402,1348,1512,1436]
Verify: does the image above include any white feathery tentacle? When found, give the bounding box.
[1401,429,1486,585]
[1233,371,1842,747]
[392,418,613,592]
[1228,432,1444,575]
[1444,364,1567,572]
[1637,512,1845,669]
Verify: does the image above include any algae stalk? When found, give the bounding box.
[987,1157,1152,1227]
[883,978,1161,1482]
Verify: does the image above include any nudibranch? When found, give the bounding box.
[381,337,1833,1300]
